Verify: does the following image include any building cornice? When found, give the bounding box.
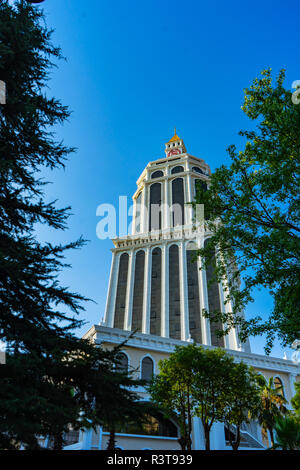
[83,325,300,375]
[110,225,207,249]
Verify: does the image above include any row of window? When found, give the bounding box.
[166,141,182,148]
[117,353,154,382]
[151,166,206,179]
[148,178,207,231]
[135,177,207,233]
[114,241,224,347]
[116,352,287,397]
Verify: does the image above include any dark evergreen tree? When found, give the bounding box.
[0,1,145,449]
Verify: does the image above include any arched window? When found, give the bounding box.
[114,253,129,329]
[186,244,201,343]
[204,239,225,348]
[169,244,181,340]
[192,166,204,174]
[116,352,129,374]
[274,376,285,396]
[151,170,163,179]
[149,183,162,230]
[171,178,184,226]
[103,411,178,438]
[171,165,184,174]
[150,247,162,336]
[141,356,154,382]
[132,250,145,332]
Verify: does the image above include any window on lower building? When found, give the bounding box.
[116,352,128,374]
[104,411,178,438]
[141,357,154,382]
[274,376,285,396]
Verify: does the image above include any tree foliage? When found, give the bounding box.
[193,69,300,352]
[273,415,300,450]
[148,345,196,450]
[222,362,261,450]
[149,344,260,450]
[291,381,300,420]
[253,375,288,448]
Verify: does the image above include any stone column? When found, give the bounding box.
[192,416,205,450]
[124,250,135,330]
[218,283,231,350]
[103,251,120,328]
[217,251,240,350]
[163,178,170,230]
[161,244,169,337]
[132,197,137,235]
[185,173,193,226]
[179,241,190,341]
[141,184,148,233]
[210,422,226,450]
[142,247,152,334]
[97,427,103,450]
[82,429,93,450]
[289,372,297,398]
[197,237,211,345]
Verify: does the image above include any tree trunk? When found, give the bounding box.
[204,426,210,450]
[268,427,275,449]
[187,392,192,451]
[52,432,64,450]
[178,436,187,450]
[232,425,241,451]
[107,428,116,450]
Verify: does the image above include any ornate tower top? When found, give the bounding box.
[165,128,186,157]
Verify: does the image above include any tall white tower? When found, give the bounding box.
[103,131,248,352]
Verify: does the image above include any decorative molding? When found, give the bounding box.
[83,325,300,375]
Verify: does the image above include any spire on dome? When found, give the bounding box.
[167,127,181,143]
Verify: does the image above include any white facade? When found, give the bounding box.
[103,132,249,352]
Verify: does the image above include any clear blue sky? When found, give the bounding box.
[35,0,299,358]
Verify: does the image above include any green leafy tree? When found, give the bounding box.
[149,346,196,450]
[253,376,288,448]
[223,363,261,450]
[291,381,300,420]
[193,68,300,352]
[0,0,86,448]
[149,344,255,451]
[191,346,235,450]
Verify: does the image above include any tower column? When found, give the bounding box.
[142,247,152,334]
[161,244,169,337]
[289,373,297,398]
[103,251,120,328]
[141,184,148,233]
[124,250,136,330]
[184,173,193,226]
[219,284,240,350]
[179,241,190,341]
[163,177,170,230]
[216,251,240,351]
[132,197,137,235]
[197,237,211,345]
